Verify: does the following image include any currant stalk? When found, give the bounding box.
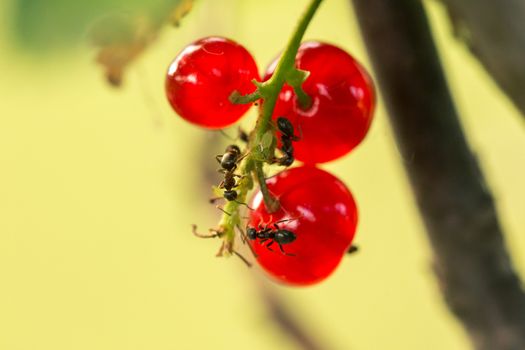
[216,0,323,256]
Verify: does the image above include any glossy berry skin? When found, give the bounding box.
[166,37,260,129]
[265,41,375,163]
[249,166,358,286]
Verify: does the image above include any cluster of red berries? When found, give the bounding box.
[166,37,375,286]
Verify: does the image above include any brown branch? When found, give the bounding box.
[256,279,325,350]
[438,0,525,121]
[350,0,525,349]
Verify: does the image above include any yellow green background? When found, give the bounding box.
[1,0,524,349]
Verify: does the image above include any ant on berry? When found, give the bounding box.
[274,117,300,166]
[247,218,297,256]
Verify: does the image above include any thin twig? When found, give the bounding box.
[351,1,525,349]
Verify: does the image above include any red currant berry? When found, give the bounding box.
[248,166,358,286]
[265,41,375,163]
[166,37,260,129]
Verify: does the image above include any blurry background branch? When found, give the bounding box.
[438,0,525,121]
[257,280,325,350]
[351,0,525,349]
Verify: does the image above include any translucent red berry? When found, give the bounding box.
[166,37,260,129]
[248,166,358,286]
[265,41,375,163]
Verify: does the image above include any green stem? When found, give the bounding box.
[292,84,312,110]
[229,87,261,104]
[254,163,279,212]
[286,68,312,109]
[217,0,323,256]
[257,0,323,133]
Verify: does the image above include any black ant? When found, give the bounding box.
[215,144,244,201]
[274,117,300,166]
[216,144,242,172]
[247,218,297,256]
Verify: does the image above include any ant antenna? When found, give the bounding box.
[232,250,252,267]
[210,197,253,210]
[216,205,232,216]
[218,129,236,141]
[273,217,299,225]
[234,200,254,210]
[236,224,258,258]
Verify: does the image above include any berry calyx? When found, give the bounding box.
[265,41,375,163]
[248,166,358,286]
[166,37,260,129]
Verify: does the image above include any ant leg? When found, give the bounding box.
[260,215,274,228]
[274,217,297,225]
[209,197,223,204]
[272,218,295,230]
[216,206,232,216]
[234,201,254,210]
[347,245,359,255]
[218,129,235,141]
[215,154,223,164]
[237,151,250,163]
[232,250,252,268]
[271,216,303,230]
[238,128,249,143]
[279,244,295,256]
[236,225,249,244]
[218,180,225,189]
[265,241,274,251]
[192,224,222,238]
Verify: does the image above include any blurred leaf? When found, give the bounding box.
[90,13,158,86]
[11,0,194,85]
[12,0,146,49]
[91,0,194,86]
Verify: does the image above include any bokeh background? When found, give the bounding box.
[0,0,524,349]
